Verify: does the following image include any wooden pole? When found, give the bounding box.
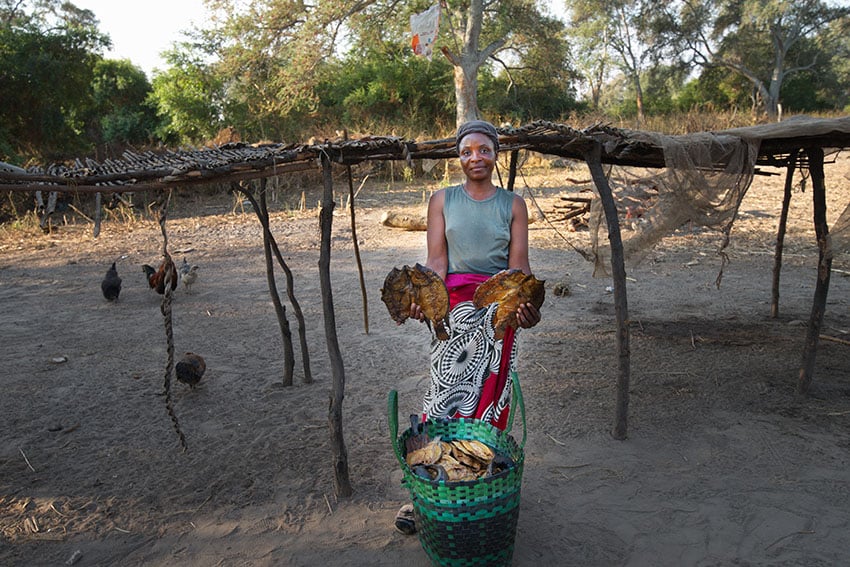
[583,142,631,440]
[320,154,353,497]
[236,181,296,386]
[771,149,799,318]
[93,192,102,237]
[345,129,370,335]
[798,147,831,394]
[507,150,519,192]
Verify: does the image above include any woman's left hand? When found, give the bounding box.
[516,302,541,329]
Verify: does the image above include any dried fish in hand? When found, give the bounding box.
[381,263,450,339]
[473,269,545,339]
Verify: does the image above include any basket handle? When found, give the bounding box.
[388,389,405,468]
[505,371,527,449]
[389,374,527,456]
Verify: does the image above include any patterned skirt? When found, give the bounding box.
[421,274,518,430]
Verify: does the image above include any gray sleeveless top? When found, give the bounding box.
[443,184,515,275]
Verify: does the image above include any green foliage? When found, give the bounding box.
[0,3,109,160]
[479,9,580,122]
[666,0,850,117]
[90,59,160,151]
[148,46,228,145]
[479,71,582,123]
[316,43,455,135]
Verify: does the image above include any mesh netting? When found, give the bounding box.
[829,200,850,259]
[589,131,759,276]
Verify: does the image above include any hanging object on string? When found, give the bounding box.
[410,3,441,59]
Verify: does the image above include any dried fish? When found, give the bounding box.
[473,269,545,339]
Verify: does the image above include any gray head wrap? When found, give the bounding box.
[455,120,500,154]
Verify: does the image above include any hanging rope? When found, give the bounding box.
[155,191,188,451]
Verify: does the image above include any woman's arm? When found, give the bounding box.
[507,195,541,329]
[424,189,448,279]
[410,189,447,322]
[507,194,531,275]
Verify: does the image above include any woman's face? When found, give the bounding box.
[458,133,497,182]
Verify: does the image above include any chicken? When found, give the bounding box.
[178,257,191,279]
[175,352,206,389]
[100,262,122,301]
[181,265,199,293]
[142,257,178,295]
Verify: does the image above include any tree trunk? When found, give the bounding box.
[454,62,480,124]
[442,0,505,126]
[633,75,645,124]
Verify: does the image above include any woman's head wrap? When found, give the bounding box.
[455,120,500,154]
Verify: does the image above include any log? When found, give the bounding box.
[380,210,427,231]
[560,195,593,203]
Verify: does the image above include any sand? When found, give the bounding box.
[1,156,849,566]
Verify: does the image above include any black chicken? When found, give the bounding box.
[176,352,206,389]
[101,262,122,301]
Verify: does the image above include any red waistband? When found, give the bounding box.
[445,273,491,307]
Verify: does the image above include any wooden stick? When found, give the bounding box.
[819,334,850,346]
[19,447,35,472]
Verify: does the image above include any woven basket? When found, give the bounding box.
[389,373,526,567]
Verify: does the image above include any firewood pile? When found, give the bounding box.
[548,193,593,231]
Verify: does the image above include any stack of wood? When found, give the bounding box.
[550,193,592,231]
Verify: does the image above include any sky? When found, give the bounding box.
[72,1,568,77]
[72,0,208,76]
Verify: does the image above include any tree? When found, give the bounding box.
[148,45,229,145]
[437,0,571,125]
[90,59,160,154]
[316,40,456,134]
[568,1,611,110]
[0,0,109,160]
[567,0,671,123]
[191,0,569,133]
[669,0,850,119]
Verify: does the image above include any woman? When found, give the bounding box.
[411,119,541,426]
[396,119,541,534]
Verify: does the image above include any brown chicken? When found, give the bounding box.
[473,269,545,339]
[142,257,178,295]
[175,352,206,389]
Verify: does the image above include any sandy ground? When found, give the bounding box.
[1,154,850,566]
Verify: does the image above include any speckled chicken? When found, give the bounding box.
[181,265,199,293]
[100,262,122,301]
[178,257,191,279]
[176,352,206,389]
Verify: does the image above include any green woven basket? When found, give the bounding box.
[389,372,526,567]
